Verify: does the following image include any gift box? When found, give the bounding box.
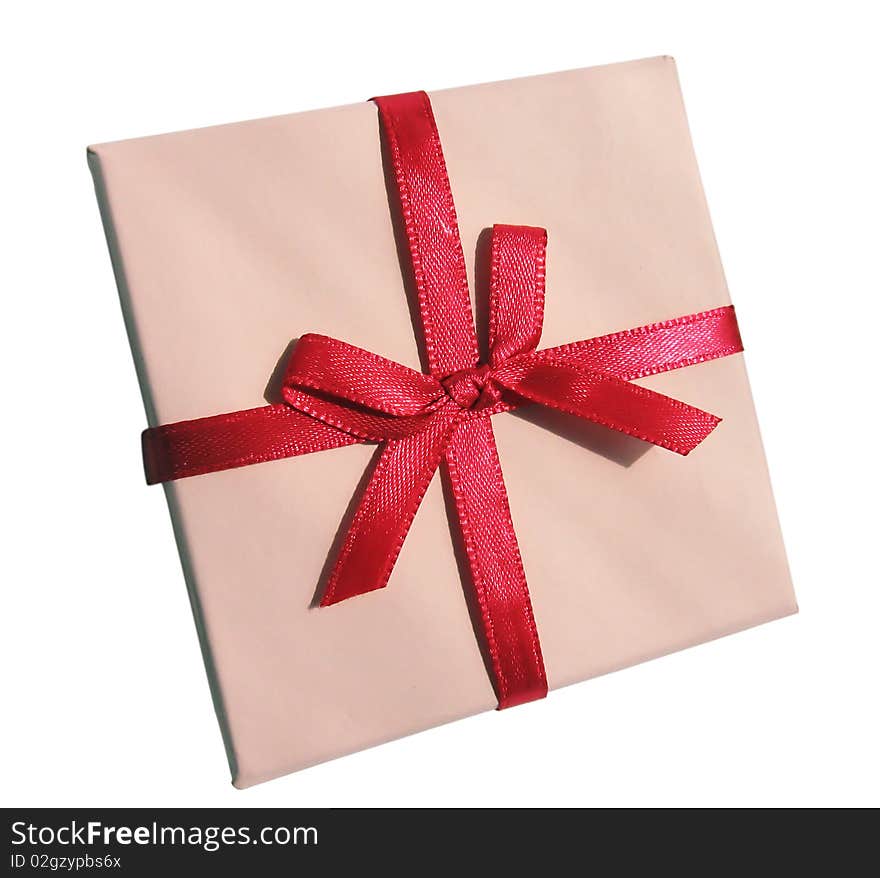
[88,56,796,788]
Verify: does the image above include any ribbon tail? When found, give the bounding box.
[496,359,720,455]
[444,419,548,708]
[320,409,458,606]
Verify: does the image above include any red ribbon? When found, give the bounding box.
[143,91,744,709]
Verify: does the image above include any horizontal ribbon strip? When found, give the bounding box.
[143,305,740,483]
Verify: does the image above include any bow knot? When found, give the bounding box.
[442,363,504,411]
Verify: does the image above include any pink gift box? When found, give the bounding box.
[88,56,796,787]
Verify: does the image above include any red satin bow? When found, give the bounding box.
[142,91,743,708]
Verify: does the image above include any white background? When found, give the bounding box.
[2,1,878,807]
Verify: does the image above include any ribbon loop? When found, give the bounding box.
[280,384,445,443]
[488,224,548,368]
[281,335,451,443]
[284,334,444,417]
